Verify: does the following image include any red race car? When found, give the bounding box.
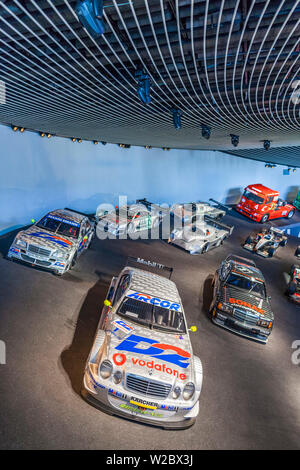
[236,184,295,223]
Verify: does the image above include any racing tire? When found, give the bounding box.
[268,247,276,258]
[286,209,295,219]
[295,247,300,258]
[287,282,297,295]
[201,243,210,254]
[70,253,77,269]
[245,236,253,245]
[279,238,287,247]
[260,214,269,224]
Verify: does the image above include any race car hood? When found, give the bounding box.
[220,284,274,320]
[105,316,194,386]
[18,225,75,252]
[97,212,129,231]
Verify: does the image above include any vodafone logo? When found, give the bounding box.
[112,353,126,366]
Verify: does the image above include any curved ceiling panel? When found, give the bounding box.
[0,0,299,163]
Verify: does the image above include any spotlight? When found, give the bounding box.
[93,140,98,145]
[12,125,18,132]
[78,138,82,143]
[145,145,152,149]
[47,133,51,138]
[201,124,211,140]
[171,108,182,130]
[293,168,297,173]
[230,134,239,147]
[71,138,76,142]
[75,0,105,37]
[118,143,131,149]
[20,127,25,133]
[162,147,170,151]
[263,140,271,151]
[40,132,45,137]
[101,141,107,145]
[135,70,151,105]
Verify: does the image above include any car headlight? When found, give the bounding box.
[53,250,69,260]
[183,382,195,401]
[113,370,122,384]
[217,302,233,315]
[172,386,181,399]
[99,360,113,379]
[16,239,27,248]
[257,319,273,329]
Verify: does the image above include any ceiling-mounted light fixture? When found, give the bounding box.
[201,124,211,140]
[171,108,182,130]
[71,138,76,142]
[75,0,105,37]
[40,132,45,137]
[93,140,98,145]
[135,70,151,104]
[78,138,82,143]
[230,134,239,147]
[12,125,18,132]
[47,133,51,138]
[145,145,152,149]
[101,141,107,145]
[293,168,297,173]
[263,140,271,151]
[118,143,131,149]
[20,127,25,133]
[162,147,170,151]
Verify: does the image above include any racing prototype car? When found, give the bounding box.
[82,257,203,429]
[171,200,226,223]
[286,264,300,303]
[210,254,274,343]
[168,216,234,254]
[7,209,94,275]
[243,226,287,258]
[96,203,164,237]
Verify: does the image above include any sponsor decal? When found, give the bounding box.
[108,388,127,399]
[131,357,187,380]
[228,298,265,315]
[112,352,127,366]
[160,404,179,411]
[119,403,163,418]
[127,290,181,312]
[9,247,20,254]
[29,232,73,248]
[112,320,134,333]
[130,397,158,409]
[54,262,65,267]
[115,333,190,370]
[47,214,80,227]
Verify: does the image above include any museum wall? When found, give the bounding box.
[0,124,299,234]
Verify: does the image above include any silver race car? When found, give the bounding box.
[171,201,226,224]
[97,203,163,237]
[243,226,287,258]
[168,216,234,255]
[7,209,94,275]
[82,258,203,429]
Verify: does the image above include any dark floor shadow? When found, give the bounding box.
[60,276,110,395]
[0,226,29,258]
[223,187,243,205]
[201,274,214,318]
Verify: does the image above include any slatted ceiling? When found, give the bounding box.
[0,0,299,164]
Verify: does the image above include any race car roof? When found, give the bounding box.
[49,209,86,225]
[129,268,181,304]
[246,184,279,196]
[230,260,265,282]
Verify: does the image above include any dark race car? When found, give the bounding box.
[286,264,300,304]
[243,226,287,258]
[209,254,274,343]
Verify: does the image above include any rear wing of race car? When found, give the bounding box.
[126,256,173,279]
[225,254,257,267]
[204,215,234,235]
[208,198,230,212]
[135,198,169,215]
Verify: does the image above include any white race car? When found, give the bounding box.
[82,257,203,429]
[168,216,234,255]
[171,201,226,224]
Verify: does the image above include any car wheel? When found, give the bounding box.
[70,253,77,269]
[245,236,253,245]
[295,247,300,257]
[201,243,210,254]
[279,238,287,247]
[260,214,269,224]
[288,282,297,295]
[287,209,295,219]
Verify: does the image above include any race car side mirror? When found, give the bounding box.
[104,299,112,307]
[189,325,197,332]
[31,218,36,224]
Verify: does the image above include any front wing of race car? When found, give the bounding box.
[81,368,199,430]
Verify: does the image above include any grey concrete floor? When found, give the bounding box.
[0,209,300,449]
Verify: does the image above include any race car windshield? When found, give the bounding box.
[243,190,264,205]
[118,297,186,333]
[36,216,79,239]
[226,273,266,299]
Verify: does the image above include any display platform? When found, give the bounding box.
[0,210,299,450]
